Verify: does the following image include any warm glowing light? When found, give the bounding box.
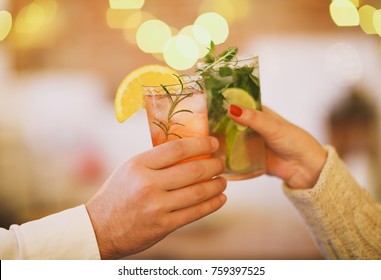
[194,12,229,44]
[15,3,46,33]
[136,19,171,53]
[198,0,250,24]
[109,0,145,9]
[350,0,359,7]
[359,5,377,34]
[15,0,57,34]
[0,10,12,41]
[125,10,143,28]
[330,0,360,26]
[106,8,142,29]
[374,10,381,36]
[163,35,199,70]
[192,24,211,45]
[12,0,59,48]
[35,0,57,22]
[179,25,209,58]
[122,11,154,45]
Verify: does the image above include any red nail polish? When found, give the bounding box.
[229,104,242,117]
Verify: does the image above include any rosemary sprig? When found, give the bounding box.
[153,75,195,140]
[196,41,238,74]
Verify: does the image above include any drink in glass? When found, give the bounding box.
[143,76,209,153]
[200,56,266,180]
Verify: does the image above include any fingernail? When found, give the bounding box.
[229,104,242,117]
[210,137,219,150]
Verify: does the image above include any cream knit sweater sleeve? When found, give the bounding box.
[283,146,381,259]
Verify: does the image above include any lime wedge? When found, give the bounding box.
[221,88,258,171]
[222,88,257,131]
[222,87,258,110]
[212,116,231,133]
[225,125,252,172]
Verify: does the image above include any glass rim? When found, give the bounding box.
[235,55,259,62]
[197,55,259,69]
[142,75,203,89]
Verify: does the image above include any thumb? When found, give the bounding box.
[228,104,282,140]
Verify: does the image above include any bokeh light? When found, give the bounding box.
[194,12,229,44]
[179,25,209,58]
[350,0,359,8]
[198,0,250,24]
[11,0,59,48]
[14,0,57,34]
[0,10,12,41]
[163,35,199,70]
[104,2,232,69]
[106,8,142,29]
[329,0,360,26]
[359,5,377,34]
[192,24,211,45]
[15,3,46,34]
[136,19,171,53]
[122,11,154,45]
[37,0,57,22]
[109,0,145,10]
[374,9,381,37]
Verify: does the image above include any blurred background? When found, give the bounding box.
[1,0,381,259]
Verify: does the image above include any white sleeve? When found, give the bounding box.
[0,205,101,260]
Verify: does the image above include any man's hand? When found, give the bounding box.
[86,136,227,259]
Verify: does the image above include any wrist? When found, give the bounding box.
[85,199,115,259]
[304,146,327,189]
[287,146,327,189]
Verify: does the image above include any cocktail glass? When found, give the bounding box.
[143,76,209,156]
[200,56,266,180]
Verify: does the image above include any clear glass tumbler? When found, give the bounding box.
[143,76,209,155]
[200,56,266,180]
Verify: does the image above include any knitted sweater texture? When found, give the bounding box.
[284,146,381,259]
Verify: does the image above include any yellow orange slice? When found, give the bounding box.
[114,65,179,123]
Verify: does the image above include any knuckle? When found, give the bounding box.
[215,158,225,173]
[188,162,205,180]
[152,215,170,230]
[215,176,227,191]
[174,214,190,228]
[136,182,152,199]
[274,117,286,133]
[207,158,225,176]
[192,203,208,219]
[122,157,144,176]
[145,199,164,217]
[210,195,224,210]
[171,141,187,159]
[134,175,157,201]
[192,183,208,201]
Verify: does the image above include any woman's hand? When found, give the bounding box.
[229,105,327,189]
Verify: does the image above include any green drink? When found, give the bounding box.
[199,48,266,180]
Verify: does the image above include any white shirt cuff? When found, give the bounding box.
[10,205,101,259]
